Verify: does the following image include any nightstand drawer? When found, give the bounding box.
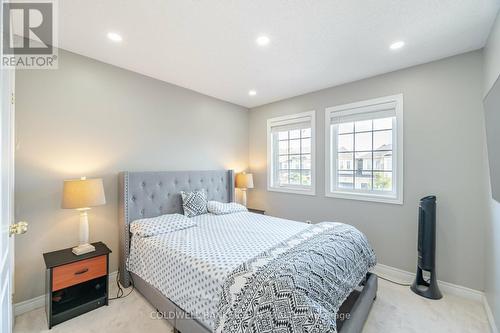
[52,255,107,291]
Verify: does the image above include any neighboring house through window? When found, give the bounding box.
[267,111,316,195]
[325,95,403,204]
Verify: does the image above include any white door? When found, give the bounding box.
[1,2,18,331]
[0,71,15,333]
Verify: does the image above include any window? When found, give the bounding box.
[267,111,315,195]
[325,95,403,204]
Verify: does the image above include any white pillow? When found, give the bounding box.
[207,201,248,215]
[130,213,196,237]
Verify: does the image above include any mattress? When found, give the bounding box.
[127,211,311,329]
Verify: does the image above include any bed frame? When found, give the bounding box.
[118,170,377,333]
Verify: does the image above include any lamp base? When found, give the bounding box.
[72,243,96,256]
[241,189,247,207]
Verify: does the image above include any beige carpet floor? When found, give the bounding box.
[14,278,491,333]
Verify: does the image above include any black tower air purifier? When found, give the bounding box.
[410,196,442,300]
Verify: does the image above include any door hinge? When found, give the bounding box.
[11,93,15,105]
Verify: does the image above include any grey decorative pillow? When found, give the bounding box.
[180,189,208,217]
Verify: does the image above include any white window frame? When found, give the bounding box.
[267,111,316,196]
[325,94,404,204]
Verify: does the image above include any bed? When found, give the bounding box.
[118,170,377,333]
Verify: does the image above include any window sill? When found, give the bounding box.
[326,191,403,205]
[268,186,316,196]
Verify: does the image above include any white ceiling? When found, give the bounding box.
[57,0,500,108]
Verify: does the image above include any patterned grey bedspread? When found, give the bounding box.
[215,222,377,333]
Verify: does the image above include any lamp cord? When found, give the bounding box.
[376,274,412,287]
[109,270,134,300]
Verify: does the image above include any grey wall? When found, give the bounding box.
[483,11,500,330]
[14,49,249,303]
[248,51,488,291]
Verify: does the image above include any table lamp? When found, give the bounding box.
[235,172,254,207]
[62,177,106,255]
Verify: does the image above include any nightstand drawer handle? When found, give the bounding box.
[74,268,89,275]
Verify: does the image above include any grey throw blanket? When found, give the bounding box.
[215,222,376,333]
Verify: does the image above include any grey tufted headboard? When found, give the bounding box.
[118,170,235,287]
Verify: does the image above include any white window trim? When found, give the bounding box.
[325,94,404,205]
[267,111,316,196]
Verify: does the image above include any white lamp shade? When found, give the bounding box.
[62,178,106,209]
[236,173,254,189]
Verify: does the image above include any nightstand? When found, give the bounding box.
[248,208,265,215]
[43,241,111,328]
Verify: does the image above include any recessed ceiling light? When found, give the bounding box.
[107,32,123,42]
[248,90,257,96]
[256,35,270,46]
[390,41,405,50]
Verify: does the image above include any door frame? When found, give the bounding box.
[1,1,16,331]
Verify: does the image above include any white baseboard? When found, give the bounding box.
[14,271,118,317]
[13,294,45,317]
[108,270,118,287]
[372,263,413,284]
[483,294,499,333]
[372,263,484,302]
